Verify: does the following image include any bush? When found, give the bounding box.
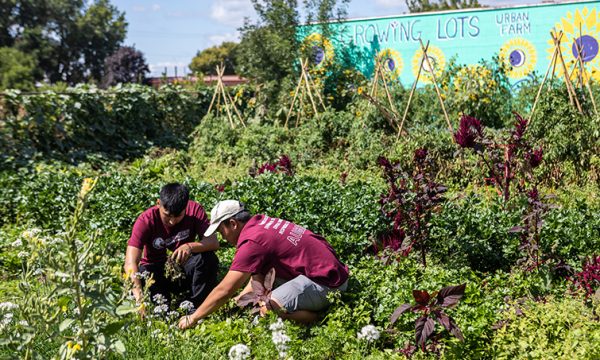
[491,296,600,359]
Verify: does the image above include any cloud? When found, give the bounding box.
[132,3,160,13]
[208,32,240,46]
[211,0,254,27]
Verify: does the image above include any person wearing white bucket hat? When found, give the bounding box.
[178,200,349,330]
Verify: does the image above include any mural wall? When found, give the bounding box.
[300,1,600,88]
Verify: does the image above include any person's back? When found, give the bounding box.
[231,214,348,288]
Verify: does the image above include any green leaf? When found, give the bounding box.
[102,321,126,336]
[113,339,126,354]
[59,318,75,332]
[115,303,138,316]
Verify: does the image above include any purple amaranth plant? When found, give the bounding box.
[454,112,543,204]
[390,284,466,354]
[236,268,277,314]
[568,255,600,298]
[257,155,294,176]
[377,149,447,266]
[508,186,557,271]
[453,115,483,149]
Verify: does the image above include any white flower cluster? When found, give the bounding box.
[153,304,168,315]
[0,312,13,331]
[17,251,29,259]
[152,293,167,304]
[228,344,250,360]
[0,302,18,312]
[270,318,290,359]
[152,293,168,315]
[22,228,41,239]
[357,324,380,342]
[179,300,195,313]
[133,271,151,280]
[11,239,22,247]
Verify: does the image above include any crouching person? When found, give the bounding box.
[178,200,348,330]
[124,183,219,310]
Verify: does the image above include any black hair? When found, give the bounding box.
[159,183,189,215]
[233,210,252,222]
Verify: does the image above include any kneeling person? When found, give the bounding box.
[178,200,348,329]
[124,183,219,309]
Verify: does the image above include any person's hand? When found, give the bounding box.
[171,244,192,265]
[178,314,198,330]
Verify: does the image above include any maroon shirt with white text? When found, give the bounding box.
[230,215,349,288]
[127,201,209,265]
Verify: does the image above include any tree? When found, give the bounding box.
[236,0,349,100]
[101,46,149,87]
[189,42,239,76]
[0,47,36,90]
[0,0,127,84]
[405,0,480,13]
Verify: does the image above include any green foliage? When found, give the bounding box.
[0,179,128,359]
[0,83,213,168]
[491,296,600,359]
[0,47,36,90]
[189,42,239,75]
[405,0,481,13]
[1,0,126,84]
[525,81,600,184]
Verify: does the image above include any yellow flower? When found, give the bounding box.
[79,177,98,199]
[357,87,364,95]
[72,343,82,352]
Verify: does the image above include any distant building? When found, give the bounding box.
[147,75,248,88]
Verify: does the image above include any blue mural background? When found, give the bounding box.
[300,1,600,87]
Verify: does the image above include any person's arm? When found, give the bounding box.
[172,233,219,264]
[178,270,250,330]
[123,245,143,302]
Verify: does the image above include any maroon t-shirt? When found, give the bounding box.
[230,215,349,288]
[127,201,209,265]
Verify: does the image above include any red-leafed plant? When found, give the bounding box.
[508,186,556,270]
[256,155,294,176]
[454,112,543,204]
[236,268,277,314]
[569,255,600,298]
[377,149,447,266]
[390,284,466,355]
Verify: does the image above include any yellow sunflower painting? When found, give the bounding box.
[412,45,446,84]
[301,33,335,69]
[547,7,600,82]
[500,38,538,79]
[376,48,403,80]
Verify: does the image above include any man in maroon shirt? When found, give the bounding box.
[124,183,219,308]
[178,200,349,329]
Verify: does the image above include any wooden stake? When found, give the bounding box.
[398,41,429,139]
[419,39,453,135]
[573,30,599,116]
[530,46,558,124]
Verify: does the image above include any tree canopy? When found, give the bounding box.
[102,46,149,88]
[0,0,127,85]
[189,42,239,76]
[405,0,481,13]
[0,47,36,90]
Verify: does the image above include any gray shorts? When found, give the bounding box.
[271,275,348,313]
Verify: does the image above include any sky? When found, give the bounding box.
[111,0,562,77]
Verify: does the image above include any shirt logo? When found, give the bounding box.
[152,230,191,249]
